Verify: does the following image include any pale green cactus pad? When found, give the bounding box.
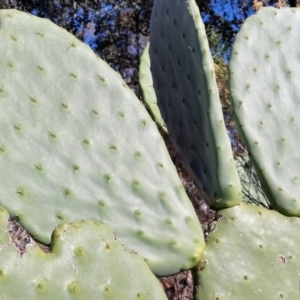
[139,43,168,133]
[229,7,300,217]
[0,9,204,275]
[0,207,167,299]
[195,203,300,299]
[150,0,242,208]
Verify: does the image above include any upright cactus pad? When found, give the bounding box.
[229,7,300,217]
[0,9,204,275]
[0,207,168,299]
[149,0,242,208]
[195,203,300,299]
[139,43,168,133]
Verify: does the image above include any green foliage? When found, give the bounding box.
[235,153,271,209]
[0,206,168,299]
[206,25,229,59]
[0,9,204,276]
[149,0,242,209]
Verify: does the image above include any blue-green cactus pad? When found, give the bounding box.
[139,43,168,133]
[149,0,242,208]
[195,203,300,299]
[0,9,204,275]
[229,7,300,217]
[0,207,168,299]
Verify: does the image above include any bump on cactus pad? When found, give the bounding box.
[0,9,204,275]
[195,203,300,299]
[229,7,300,217]
[0,207,168,299]
[149,0,242,208]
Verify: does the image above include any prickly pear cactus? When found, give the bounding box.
[192,6,300,299]
[149,0,242,208]
[0,9,204,276]
[139,43,168,133]
[229,7,300,217]
[148,0,300,297]
[194,203,300,299]
[0,207,168,299]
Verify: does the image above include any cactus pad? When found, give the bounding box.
[139,43,168,133]
[229,7,300,216]
[195,203,300,299]
[0,9,204,275]
[149,0,242,208]
[0,207,168,299]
